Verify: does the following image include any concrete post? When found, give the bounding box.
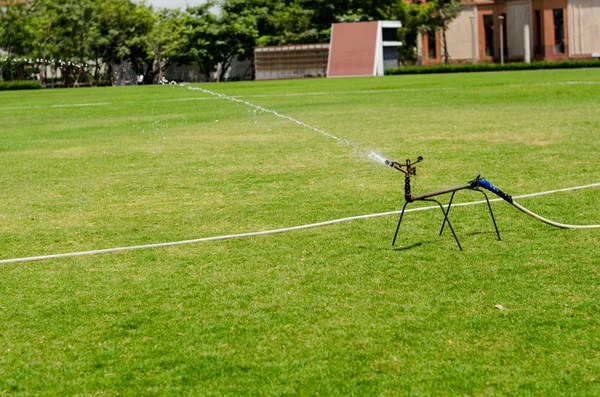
[470,16,477,64]
[524,24,531,63]
[499,15,505,65]
[417,32,423,66]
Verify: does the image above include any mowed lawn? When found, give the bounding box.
[0,70,599,395]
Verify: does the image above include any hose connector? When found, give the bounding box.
[471,176,513,203]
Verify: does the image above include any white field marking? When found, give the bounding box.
[150,82,600,102]
[0,102,112,111]
[235,87,456,98]
[0,87,454,111]
[506,81,600,89]
[151,97,219,102]
[152,87,457,102]
[558,81,600,85]
[3,80,598,112]
[0,182,598,265]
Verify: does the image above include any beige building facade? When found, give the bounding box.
[421,0,600,64]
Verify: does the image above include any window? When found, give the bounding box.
[382,28,398,42]
[383,46,399,69]
[383,47,398,61]
[534,10,542,55]
[484,15,494,57]
[427,33,437,59]
[553,9,565,54]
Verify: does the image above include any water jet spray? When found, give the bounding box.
[386,156,600,250]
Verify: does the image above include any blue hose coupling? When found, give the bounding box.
[469,176,513,203]
[476,178,513,203]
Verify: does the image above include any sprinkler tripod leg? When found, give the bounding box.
[439,191,457,236]
[393,199,462,250]
[439,190,501,242]
[422,198,462,251]
[478,190,501,241]
[392,201,410,246]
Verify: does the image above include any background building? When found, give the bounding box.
[421,0,600,64]
[327,20,402,77]
[254,44,329,80]
[253,21,403,80]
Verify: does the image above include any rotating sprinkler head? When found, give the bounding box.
[385,156,423,201]
[385,156,423,175]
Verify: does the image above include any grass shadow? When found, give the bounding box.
[389,242,423,251]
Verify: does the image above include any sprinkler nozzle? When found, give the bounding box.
[385,156,423,175]
[385,160,406,173]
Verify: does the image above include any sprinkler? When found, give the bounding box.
[387,156,600,250]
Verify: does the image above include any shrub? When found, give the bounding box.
[385,59,600,75]
[0,80,43,91]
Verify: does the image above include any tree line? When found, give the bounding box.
[0,0,461,86]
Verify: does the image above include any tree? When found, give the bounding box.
[143,8,186,83]
[214,5,258,81]
[392,0,433,65]
[94,0,153,85]
[257,1,318,45]
[125,3,159,84]
[0,0,30,80]
[48,0,97,86]
[177,3,222,80]
[22,0,59,86]
[427,0,462,64]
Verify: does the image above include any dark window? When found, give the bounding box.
[382,28,398,42]
[427,33,437,59]
[383,46,399,69]
[484,15,494,57]
[383,47,398,61]
[553,9,565,53]
[534,10,542,55]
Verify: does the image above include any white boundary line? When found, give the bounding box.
[0,87,446,111]
[3,81,599,111]
[0,102,113,111]
[1,182,598,265]
[0,88,457,111]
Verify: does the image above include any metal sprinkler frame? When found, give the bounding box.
[386,156,502,250]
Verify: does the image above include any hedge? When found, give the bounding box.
[0,80,43,91]
[385,59,600,75]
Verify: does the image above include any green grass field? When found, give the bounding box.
[1,70,599,395]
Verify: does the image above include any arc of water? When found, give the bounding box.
[170,82,389,165]
[182,84,348,144]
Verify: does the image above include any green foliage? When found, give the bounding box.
[94,0,155,85]
[393,0,432,65]
[178,3,221,79]
[256,0,320,45]
[0,0,411,84]
[0,80,42,90]
[0,1,30,57]
[385,59,600,75]
[214,3,259,81]
[144,8,187,83]
[0,0,158,86]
